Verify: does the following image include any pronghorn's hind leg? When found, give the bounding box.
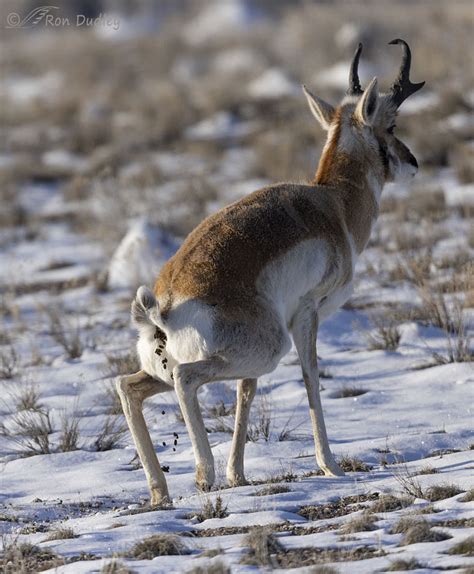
[173,357,229,491]
[116,370,173,505]
[226,378,257,486]
[292,298,344,477]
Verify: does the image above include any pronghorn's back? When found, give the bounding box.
[154,182,353,318]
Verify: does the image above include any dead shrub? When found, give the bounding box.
[247,394,273,442]
[47,309,84,359]
[384,558,425,571]
[101,381,124,415]
[241,526,284,567]
[44,527,76,541]
[58,413,81,452]
[338,456,371,473]
[12,383,43,412]
[0,537,63,573]
[391,517,451,545]
[0,345,19,379]
[94,416,128,451]
[419,295,472,364]
[425,483,464,502]
[370,494,413,513]
[0,408,53,456]
[460,489,474,502]
[127,534,187,559]
[366,315,401,351]
[101,559,136,573]
[187,562,230,574]
[105,352,140,378]
[447,536,474,556]
[393,466,425,499]
[254,484,291,496]
[339,511,378,534]
[191,495,228,523]
[415,465,439,475]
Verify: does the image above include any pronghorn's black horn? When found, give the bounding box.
[347,43,363,96]
[388,39,425,107]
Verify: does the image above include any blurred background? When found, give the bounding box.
[0,0,472,303]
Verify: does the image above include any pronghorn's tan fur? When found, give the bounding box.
[117,41,423,505]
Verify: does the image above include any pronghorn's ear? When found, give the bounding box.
[355,77,379,126]
[302,85,335,131]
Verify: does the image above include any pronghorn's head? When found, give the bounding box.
[304,40,425,188]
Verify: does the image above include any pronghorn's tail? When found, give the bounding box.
[132,285,168,340]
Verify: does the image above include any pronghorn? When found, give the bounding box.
[117,39,424,505]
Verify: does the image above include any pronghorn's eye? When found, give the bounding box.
[387,125,396,135]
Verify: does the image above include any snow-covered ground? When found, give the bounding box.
[1,169,473,573]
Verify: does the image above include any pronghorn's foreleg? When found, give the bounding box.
[292,299,344,477]
[226,378,257,486]
[116,370,172,505]
[173,357,226,491]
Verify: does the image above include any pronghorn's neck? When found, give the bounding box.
[314,113,384,254]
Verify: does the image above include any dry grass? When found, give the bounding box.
[241,526,284,567]
[425,483,464,502]
[254,484,291,496]
[94,416,128,452]
[101,381,124,416]
[247,394,273,442]
[0,536,63,573]
[12,383,43,412]
[460,489,474,502]
[187,562,230,574]
[415,465,439,475]
[447,536,474,556]
[393,466,425,499]
[47,309,84,360]
[0,345,19,379]
[384,558,425,571]
[0,408,53,456]
[369,494,413,513]
[44,527,76,541]
[391,517,451,545]
[365,315,401,351]
[58,412,81,452]
[191,495,228,523]
[338,456,371,473]
[101,559,136,574]
[104,352,140,379]
[126,534,187,559]
[339,511,378,534]
[299,493,379,521]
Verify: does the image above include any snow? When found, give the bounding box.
[183,1,262,47]
[185,112,257,141]
[315,60,376,91]
[106,218,178,291]
[247,68,299,100]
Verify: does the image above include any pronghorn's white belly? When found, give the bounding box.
[318,281,353,320]
[257,237,355,325]
[257,238,333,324]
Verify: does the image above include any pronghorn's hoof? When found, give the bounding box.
[226,472,247,487]
[196,463,215,491]
[322,464,345,477]
[150,487,171,507]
